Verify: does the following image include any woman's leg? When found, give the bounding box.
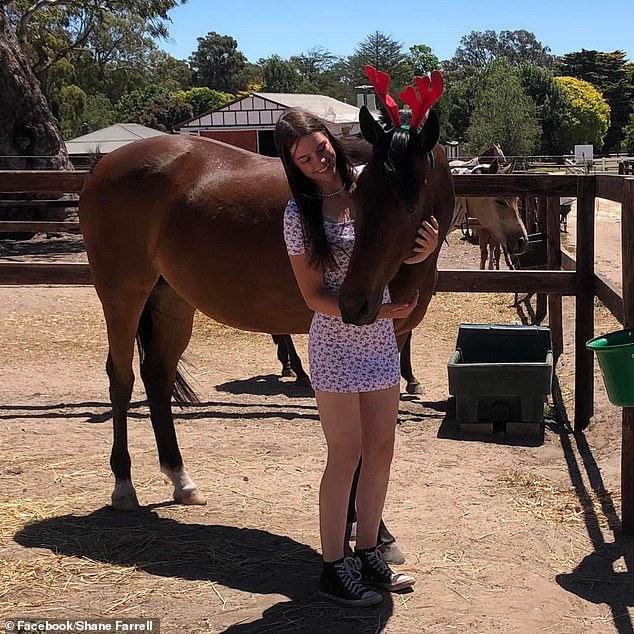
[314,390,362,562]
[355,385,400,549]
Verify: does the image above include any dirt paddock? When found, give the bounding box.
[1,226,632,633]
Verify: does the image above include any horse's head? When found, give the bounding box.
[339,67,447,326]
[469,160,528,256]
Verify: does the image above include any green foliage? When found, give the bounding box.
[80,93,115,133]
[465,62,540,156]
[347,31,411,95]
[517,63,570,154]
[175,87,233,117]
[260,55,302,93]
[554,76,611,151]
[556,49,634,151]
[59,84,87,139]
[622,112,634,153]
[408,44,440,75]
[188,32,247,93]
[436,75,480,142]
[114,84,193,131]
[444,29,553,81]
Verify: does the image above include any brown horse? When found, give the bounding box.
[79,105,455,512]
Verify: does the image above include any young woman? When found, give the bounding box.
[274,108,439,607]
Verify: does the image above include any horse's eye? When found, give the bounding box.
[494,198,506,206]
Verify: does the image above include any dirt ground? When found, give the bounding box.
[1,217,632,634]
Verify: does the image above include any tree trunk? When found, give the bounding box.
[0,8,70,170]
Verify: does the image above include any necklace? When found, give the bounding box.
[317,184,347,198]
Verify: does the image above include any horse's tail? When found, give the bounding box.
[135,291,200,407]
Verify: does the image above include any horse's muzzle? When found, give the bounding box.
[339,293,382,326]
[507,234,529,256]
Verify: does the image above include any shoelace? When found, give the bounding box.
[367,548,393,577]
[334,556,365,594]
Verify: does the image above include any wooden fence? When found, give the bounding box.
[1,169,633,534]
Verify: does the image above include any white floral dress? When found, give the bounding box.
[283,199,400,393]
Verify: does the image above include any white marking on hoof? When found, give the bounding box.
[111,479,139,511]
[162,467,206,506]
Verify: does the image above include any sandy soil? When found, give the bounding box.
[0,229,632,634]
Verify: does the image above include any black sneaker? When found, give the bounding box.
[355,546,415,592]
[319,556,383,607]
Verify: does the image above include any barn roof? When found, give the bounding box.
[65,123,167,155]
[174,92,365,131]
[252,93,361,124]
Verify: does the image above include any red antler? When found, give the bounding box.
[364,65,401,128]
[399,70,444,131]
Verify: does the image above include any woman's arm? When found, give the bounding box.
[289,254,419,320]
[288,253,342,317]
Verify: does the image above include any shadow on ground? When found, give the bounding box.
[14,508,394,633]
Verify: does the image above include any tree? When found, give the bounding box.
[0,0,186,167]
[58,84,87,139]
[444,29,553,82]
[465,62,540,156]
[517,63,570,154]
[175,87,233,117]
[407,44,440,76]
[260,55,302,93]
[554,76,611,152]
[435,75,480,142]
[622,112,634,153]
[114,84,193,131]
[347,31,411,95]
[188,32,246,93]
[0,7,70,169]
[556,50,634,152]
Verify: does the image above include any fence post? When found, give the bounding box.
[547,197,563,360]
[620,178,634,535]
[536,196,548,323]
[574,176,595,431]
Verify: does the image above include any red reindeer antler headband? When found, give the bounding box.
[364,65,445,131]
[364,65,401,128]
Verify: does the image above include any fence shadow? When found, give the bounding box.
[555,431,634,632]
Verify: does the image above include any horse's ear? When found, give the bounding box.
[359,105,386,146]
[414,109,440,155]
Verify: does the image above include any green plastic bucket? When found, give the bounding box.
[586,328,634,407]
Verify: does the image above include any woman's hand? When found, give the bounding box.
[404,215,439,264]
[378,291,419,320]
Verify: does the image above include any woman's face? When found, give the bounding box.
[291,132,338,185]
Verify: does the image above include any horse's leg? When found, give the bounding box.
[271,335,294,377]
[102,287,157,510]
[493,240,501,270]
[400,331,422,395]
[478,230,488,270]
[283,335,311,387]
[137,280,205,505]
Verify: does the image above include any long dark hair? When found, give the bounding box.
[274,108,355,270]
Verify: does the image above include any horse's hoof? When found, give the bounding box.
[111,492,140,511]
[406,381,423,395]
[281,367,295,377]
[295,375,312,389]
[111,480,139,511]
[378,541,406,565]
[174,489,207,506]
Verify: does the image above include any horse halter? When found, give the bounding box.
[364,65,444,132]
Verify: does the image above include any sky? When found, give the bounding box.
[159,0,634,65]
